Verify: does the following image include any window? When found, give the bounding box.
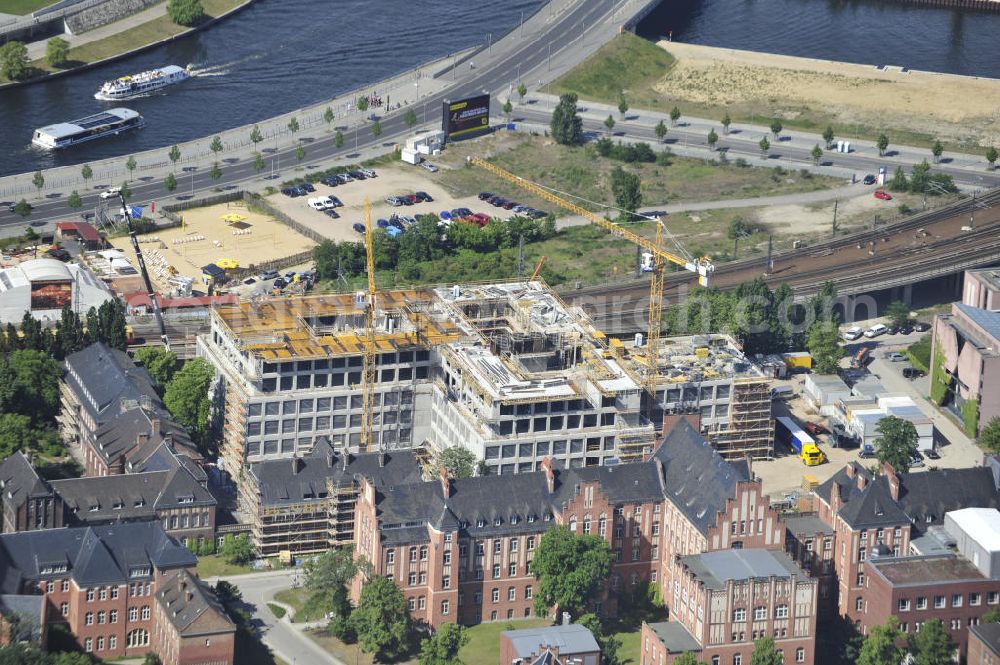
[126,629,149,648]
[407,598,415,611]
[99,587,107,601]
[109,636,116,650]
[85,638,92,653]
[990,592,1000,605]
[111,586,118,600]
[419,572,427,585]
[473,592,482,605]
[712,657,721,665]
[952,594,963,608]
[110,610,118,624]
[441,600,450,615]
[493,564,501,579]
[734,655,742,665]
[45,582,54,594]
[408,573,416,586]
[733,608,747,622]
[97,637,104,652]
[443,551,451,565]
[420,546,428,561]
[898,599,911,612]
[418,597,425,610]
[129,607,138,621]
[387,550,395,564]
[796,648,805,663]
[410,547,418,562]
[493,539,502,555]
[916,597,927,610]
[98,610,106,624]
[443,576,451,589]
[85,612,93,625]
[492,588,500,603]
[509,539,518,552]
[775,605,789,619]
[508,562,517,577]
[508,587,516,601]
[60,602,68,616]
[754,606,767,621]
[141,605,150,621]
[86,588,94,602]
[934,596,945,609]
[526,586,533,600]
[61,580,69,592]
[855,598,864,612]
[527,536,535,551]
[971,593,982,606]
[951,619,961,630]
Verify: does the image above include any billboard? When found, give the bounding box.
[442,94,491,141]
[31,280,72,311]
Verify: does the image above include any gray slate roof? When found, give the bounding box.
[502,623,599,659]
[956,303,1000,344]
[645,621,702,654]
[679,549,809,589]
[652,419,751,535]
[0,522,195,591]
[0,452,52,510]
[784,514,834,536]
[156,570,235,636]
[970,622,1000,657]
[63,343,161,420]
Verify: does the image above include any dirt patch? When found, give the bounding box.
[655,42,1000,148]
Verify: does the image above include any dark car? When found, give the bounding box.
[863,174,877,185]
[887,325,899,334]
[281,188,296,197]
[349,170,366,180]
[502,200,518,210]
[301,183,316,192]
[804,422,829,436]
[488,196,505,206]
[899,324,914,335]
[320,176,338,186]
[47,249,71,261]
[478,192,494,201]
[337,173,353,184]
[902,367,925,379]
[376,219,389,228]
[415,191,433,202]
[353,223,366,234]
[389,219,405,230]
[324,209,340,219]
[914,322,930,332]
[452,208,473,218]
[925,449,941,460]
[528,209,547,219]
[273,278,287,289]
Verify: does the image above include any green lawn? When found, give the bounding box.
[273,587,329,623]
[0,0,53,15]
[195,555,254,579]
[459,618,552,664]
[308,628,418,665]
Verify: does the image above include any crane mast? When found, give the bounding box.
[119,193,169,350]
[360,199,377,452]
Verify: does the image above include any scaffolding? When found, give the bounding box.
[707,377,775,460]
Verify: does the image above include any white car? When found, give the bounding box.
[421,162,439,173]
[843,326,863,341]
[100,187,121,200]
[359,168,376,178]
[308,197,333,211]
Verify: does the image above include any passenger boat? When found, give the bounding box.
[94,65,190,101]
[31,108,144,149]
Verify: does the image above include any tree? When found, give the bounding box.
[14,200,30,218]
[168,145,181,167]
[287,116,299,137]
[210,135,223,155]
[0,349,63,424]
[518,82,527,102]
[120,181,131,200]
[404,108,417,129]
[550,93,583,145]
[674,653,700,665]
[438,447,476,478]
[133,347,179,389]
[0,41,29,81]
[727,216,750,241]
[983,607,1000,624]
[931,139,944,163]
[987,146,998,170]
[770,119,783,139]
[81,163,93,186]
[253,152,265,174]
[333,130,344,149]
[531,525,614,617]
[163,357,214,443]
[722,113,731,135]
[166,0,204,25]
[908,619,953,665]
[32,171,44,197]
[67,190,82,210]
[419,622,468,665]
[749,636,784,665]
[351,575,411,662]
[304,546,359,594]
[324,106,334,126]
[874,416,918,472]
[807,321,843,374]
[0,414,34,458]
[54,652,93,665]
[617,95,629,119]
[655,119,667,143]
[125,155,137,180]
[707,128,719,151]
[218,534,253,565]
[577,614,623,665]
[877,133,889,157]
[210,161,222,183]
[610,166,641,221]
[823,125,835,149]
[357,96,369,113]
[885,300,910,326]
[604,114,616,136]
[811,144,823,165]
[758,136,770,158]
[249,124,263,147]
[502,99,513,122]
[142,653,162,665]
[857,617,904,665]
[45,37,70,68]
[889,165,908,192]
[164,172,177,192]
[981,417,1000,453]
[371,120,382,139]
[295,143,305,163]
[666,107,680,128]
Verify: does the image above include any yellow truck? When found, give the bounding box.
[776,415,826,466]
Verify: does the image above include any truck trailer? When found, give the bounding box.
[776,416,826,466]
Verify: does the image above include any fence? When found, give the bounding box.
[241,191,326,244]
[65,0,161,34]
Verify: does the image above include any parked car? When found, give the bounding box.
[260,270,279,280]
[887,352,906,362]
[300,183,316,193]
[453,207,473,217]
[349,170,366,180]
[406,194,420,205]
[909,452,925,469]
[327,196,343,207]
[359,168,377,178]
[898,324,914,335]
[389,218,405,230]
[386,196,404,207]
[914,322,930,332]
[324,209,340,219]
[376,219,389,228]
[501,200,518,210]
[415,191,433,202]
[273,277,287,289]
[925,449,941,460]
[243,277,256,285]
[421,162,439,173]
[886,325,899,335]
[844,326,863,341]
[320,177,339,187]
[439,211,452,220]
[99,187,121,200]
[47,248,71,261]
[902,367,925,379]
[874,189,892,200]
[804,422,829,436]
[478,192,494,201]
[337,173,353,183]
[353,223,366,234]
[527,209,548,219]
[863,174,877,185]
[469,213,491,226]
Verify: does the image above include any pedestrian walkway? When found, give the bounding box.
[24,0,168,60]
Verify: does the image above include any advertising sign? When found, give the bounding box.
[31,281,72,310]
[441,94,491,141]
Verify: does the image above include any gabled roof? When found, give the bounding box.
[0,452,52,510]
[63,343,161,420]
[502,624,600,659]
[558,462,664,506]
[0,522,195,592]
[652,419,750,535]
[679,549,810,590]
[156,570,235,637]
[837,477,910,529]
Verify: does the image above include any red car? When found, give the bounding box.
[874,189,892,201]
[804,422,829,436]
[469,213,491,226]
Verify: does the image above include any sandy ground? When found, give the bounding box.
[109,202,316,293]
[655,42,1000,147]
[263,164,505,243]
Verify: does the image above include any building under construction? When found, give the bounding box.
[197,281,660,499]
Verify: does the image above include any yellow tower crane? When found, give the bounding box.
[360,198,378,452]
[468,156,714,395]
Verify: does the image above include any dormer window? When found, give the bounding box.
[129,566,151,578]
[113,501,123,510]
[494,517,502,526]
[476,519,485,528]
[134,499,145,508]
[544,513,552,522]
[527,514,536,523]
[511,516,519,525]
[88,504,100,512]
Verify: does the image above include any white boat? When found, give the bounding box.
[94,65,190,101]
[32,108,144,150]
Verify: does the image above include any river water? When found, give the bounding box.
[0,0,542,176]
[637,0,1000,78]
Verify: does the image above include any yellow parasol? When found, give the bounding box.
[220,213,246,224]
[215,258,239,270]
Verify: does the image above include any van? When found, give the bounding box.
[864,323,888,338]
[844,326,863,341]
[100,186,121,200]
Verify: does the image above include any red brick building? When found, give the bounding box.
[969,622,1000,665]
[152,570,236,665]
[642,549,818,665]
[499,623,601,665]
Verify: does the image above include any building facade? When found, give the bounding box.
[499,623,601,665]
[152,571,236,665]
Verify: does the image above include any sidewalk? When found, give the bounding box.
[24,1,169,60]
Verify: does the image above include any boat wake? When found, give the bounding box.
[188,52,263,78]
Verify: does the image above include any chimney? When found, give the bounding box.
[378,451,387,468]
[561,611,571,625]
[291,456,300,475]
[857,474,867,491]
[136,432,149,447]
[439,466,452,499]
[540,457,555,494]
[326,452,334,468]
[846,463,856,479]
[151,418,161,437]
[830,481,844,514]
[743,452,753,480]
[882,463,900,501]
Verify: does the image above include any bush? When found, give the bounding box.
[166,0,204,26]
[267,603,287,619]
[734,157,749,168]
[907,335,931,373]
[328,612,356,643]
[592,138,655,163]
